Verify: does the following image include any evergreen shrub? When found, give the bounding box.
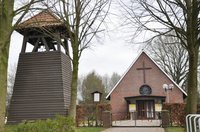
[15,115,75,132]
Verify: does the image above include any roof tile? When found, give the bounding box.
[17,10,64,29]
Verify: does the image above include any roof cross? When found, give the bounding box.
[137,61,152,83]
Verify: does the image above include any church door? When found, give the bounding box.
[136,100,155,119]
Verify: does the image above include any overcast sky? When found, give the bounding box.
[8,2,142,77]
[9,33,141,77]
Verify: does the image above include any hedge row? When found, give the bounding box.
[162,103,186,126]
[76,103,111,126]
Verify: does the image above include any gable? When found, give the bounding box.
[106,51,187,99]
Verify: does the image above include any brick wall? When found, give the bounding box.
[110,52,185,120]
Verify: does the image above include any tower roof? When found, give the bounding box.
[16,10,65,33]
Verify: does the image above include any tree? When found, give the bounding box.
[102,72,121,93]
[77,76,84,103]
[102,74,110,93]
[146,36,189,89]
[0,1,15,129]
[7,64,17,108]
[121,0,200,114]
[42,0,111,119]
[109,73,121,91]
[81,71,106,104]
[0,0,38,130]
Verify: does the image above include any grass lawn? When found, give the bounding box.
[5,126,105,132]
[77,127,105,132]
[5,125,17,132]
[165,127,184,132]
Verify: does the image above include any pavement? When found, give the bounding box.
[112,120,161,127]
[102,127,165,132]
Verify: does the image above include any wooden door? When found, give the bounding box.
[136,100,155,119]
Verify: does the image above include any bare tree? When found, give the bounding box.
[102,74,110,93]
[109,72,121,91]
[41,0,111,119]
[0,0,39,130]
[6,64,17,108]
[146,36,189,89]
[102,72,121,93]
[121,0,200,114]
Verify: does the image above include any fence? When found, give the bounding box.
[76,103,186,127]
[186,114,200,132]
[111,111,163,127]
[111,111,162,121]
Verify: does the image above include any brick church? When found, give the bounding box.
[106,51,187,120]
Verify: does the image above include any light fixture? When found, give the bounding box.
[162,84,174,103]
[163,84,174,91]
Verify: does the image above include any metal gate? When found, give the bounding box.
[111,111,162,127]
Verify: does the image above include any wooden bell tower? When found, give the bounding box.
[7,10,72,124]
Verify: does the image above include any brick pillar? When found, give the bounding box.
[102,111,112,128]
[161,110,170,127]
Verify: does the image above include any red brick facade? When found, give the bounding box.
[106,52,187,120]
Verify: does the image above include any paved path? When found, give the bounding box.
[102,127,165,132]
[112,120,161,126]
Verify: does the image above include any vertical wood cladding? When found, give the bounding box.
[7,51,71,124]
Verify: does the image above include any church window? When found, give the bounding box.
[139,85,152,95]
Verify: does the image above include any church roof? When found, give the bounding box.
[16,10,64,30]
[106,51,187,99]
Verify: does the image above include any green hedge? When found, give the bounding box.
[15,115,75,132]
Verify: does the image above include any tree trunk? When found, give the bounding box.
[186,49,199,114]
[68,47,79,120]
[0,1,14,130]
[0,38,10,131]
[185,0,199,114]
[0,23,12,131]
[0,46,8,131]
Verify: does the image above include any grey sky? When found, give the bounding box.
[8,2,141,77]
[9,31,140,77]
